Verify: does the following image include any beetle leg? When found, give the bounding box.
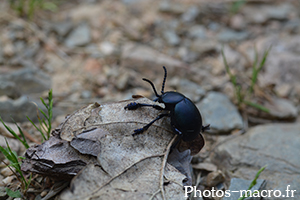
[173,127,182,136]
[124,102,164,110]
[170,135,182,150]
[133,113,169,135]
[201,124,210,132]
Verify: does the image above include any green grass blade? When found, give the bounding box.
[244,101,270,113]
[257,46,272,72]
[222,47,238,86]
[230,0,246,15]
[248,166,266,189]
[9,118,29,149]
[250,46,259,93]
[238,166,266,200]
[40,97,49,110]
[250,46,272,93]
[39,107,49,120]
[1,140,25,182]
[3,140,27,184]
[0,146,12,162]
[25,173,32,190]
[26,116,46,141]
[0,117,25,145]
[253,45,258,71]
[0,142,28,190]
[4,139,19,165]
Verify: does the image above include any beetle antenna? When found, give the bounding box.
[161,66,167,94]
[142,78,160,97]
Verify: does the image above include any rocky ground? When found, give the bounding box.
[0,0,300,199]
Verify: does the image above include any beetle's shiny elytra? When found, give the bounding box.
[124,66,210,142]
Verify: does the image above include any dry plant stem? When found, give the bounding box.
[242,111,248,132]
[159,135,178,200]
[189,172,202,200]
[23,130,41,144]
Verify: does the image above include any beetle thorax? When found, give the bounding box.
[158,91,186,110]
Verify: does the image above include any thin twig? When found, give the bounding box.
[22,130,41,144]
[1,159,21,183]
[149,189,160,200]
[159,135,178,200]
[189,172,202,200]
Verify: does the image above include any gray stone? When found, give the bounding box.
[151,38,165,50]
[188,25,207,39]
[0,68,51,94]
[262,52,300,87]
[243,3,294,24]
[0,81,20,99]
[263,97,297,120]
[263,53,300,86]
[217,29,249,42]
[159,1,185,15]
[284,19,300,34]
[190,39,218,55]
[0,95,46,122]
[53,20,73,37]
[162,30,181,46]
[85,44,103,58]
[116,72,130,91]
[203,170,225,187]
[23,41,40,58]
[197,92,243,134]
[258,35,300,105]
[9,56,37,68]
[208,22,221,31]
[181,6,200,22]
[65,23,91,47]
[99,41,115,56]
[13,40,26,54]
[230,14,246,31]
[121,43,185,79]
[0,186,8,200]
[122,0,147,4]
[264,3,292,21]
[170,78,205,103]
[81,90,92,99]
[223,178,266,200]
[211,123,300,200]
[178,47,198,63]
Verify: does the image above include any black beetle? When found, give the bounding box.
[124,66,209,142]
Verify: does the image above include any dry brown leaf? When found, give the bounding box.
[59,157,186,200]
[22,97,202,199]
[21,136,97,179]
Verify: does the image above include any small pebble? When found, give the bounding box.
[1,167,14,177]
[192,162,218,172]
[40,190,48,197]
[1,176,14,185]
[204,170,225,187]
